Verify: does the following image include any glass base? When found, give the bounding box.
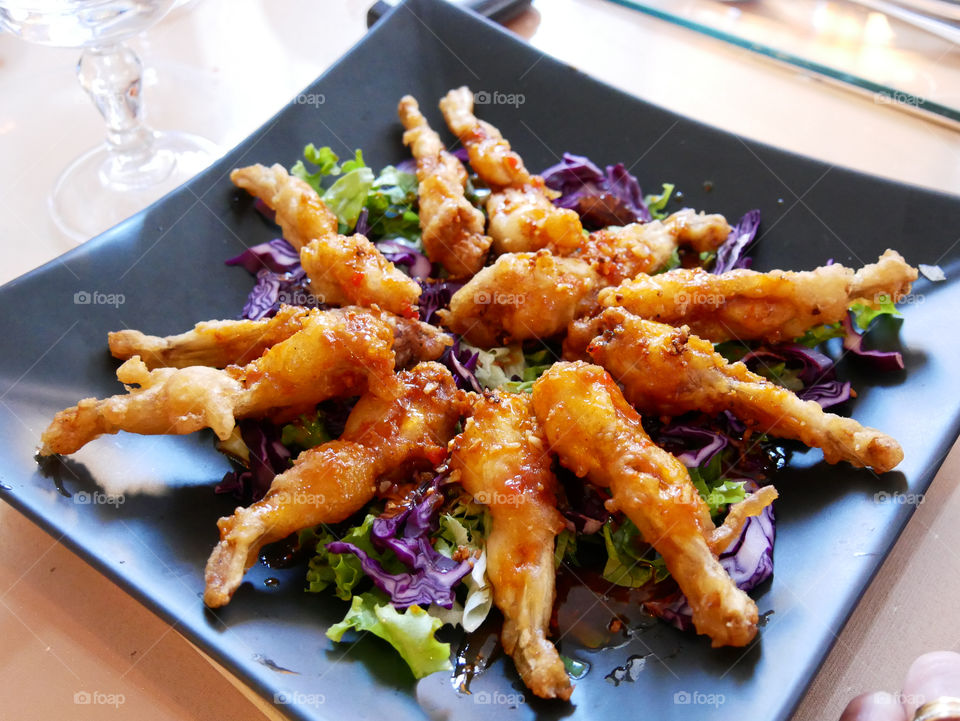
[50,130,220,242]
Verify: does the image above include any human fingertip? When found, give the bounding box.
[902,651,960,717]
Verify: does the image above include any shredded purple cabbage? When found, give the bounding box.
[376,240,432,279]
[418,280,463,326]
[657,425,729,467]
[253,197,276,223]
[396,157,418,175]
[648,482,776,631]
[327,479,472,609]
[241,266,321,320]
[226,238,324,320]
[713,209,761,274]
[226,239,301,274]
[215,420,291,504]
[354,207,371,237]
[558,468,611,534]
[541,152,651,228]
[841,315,905,371]
[439,336,481,393]
[742,344,852,409]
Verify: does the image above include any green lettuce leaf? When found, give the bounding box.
[688,454,746,517]
[713,340,749,363]
[753,361,804,392]
[601,518,656,588]
[339,149,366,174]
[323,166,375,231]
[280,412,330,451]
[291,143,341,193]
[463,344,557,393]
[432,507,493,633]
[850,294,901,331]
[795,322,845,347]
[554,528,579,569]
[502,349,554,394]
[305,514,404,600]
[289,144,373,230]
[654,246,681,274]
[644,182,675,221]
[363,165,421,242]
[327,592,452,679]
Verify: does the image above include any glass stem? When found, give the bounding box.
[76,42,171,189]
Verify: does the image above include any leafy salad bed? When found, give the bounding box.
[216,143,905,680]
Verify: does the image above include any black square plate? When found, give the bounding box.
[2,1,959,719]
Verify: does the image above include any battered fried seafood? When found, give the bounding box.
[109,306,451,371]
[230,163,338,252]
[599,250,918,344]
[532,362,763,647]
[231,163,421,318]
[437,209,732,347]
[580,210,731,285]
[299,232,421,319]
[449,392,571,700]
[581,308,903,473]
[439,250,600,346]
[398,95,492,278]
[39,308,398,456]
[439,87,583,255]
[204,362,465,607]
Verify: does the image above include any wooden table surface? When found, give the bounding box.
[0,1,957,719]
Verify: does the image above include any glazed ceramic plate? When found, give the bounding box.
[1,0,958,719]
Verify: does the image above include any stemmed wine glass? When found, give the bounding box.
[0,0,220,241]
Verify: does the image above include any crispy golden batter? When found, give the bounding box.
[108,306,450,371]
[299,233,421,319]
[439,250,599,347]
[583,308,903,472]
[579,223,676,285]
[39,308,398,456]
[599,250,918,344]
[204,362,465,607]
[439,86,534,190]
[439,87,582,255]
[485,186,584,255]
[579,209,730,286]
[398,95,491,278]
[708,486,779,555]
[230,163,338,252]
[109,305,309,369]
[449,392,571,700]
[663,208,733,254]
[532,362,759,647]
[231,163,421,318]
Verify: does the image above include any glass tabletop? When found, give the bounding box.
[608,0,960,127]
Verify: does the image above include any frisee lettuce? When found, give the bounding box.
[327,591,452,679]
